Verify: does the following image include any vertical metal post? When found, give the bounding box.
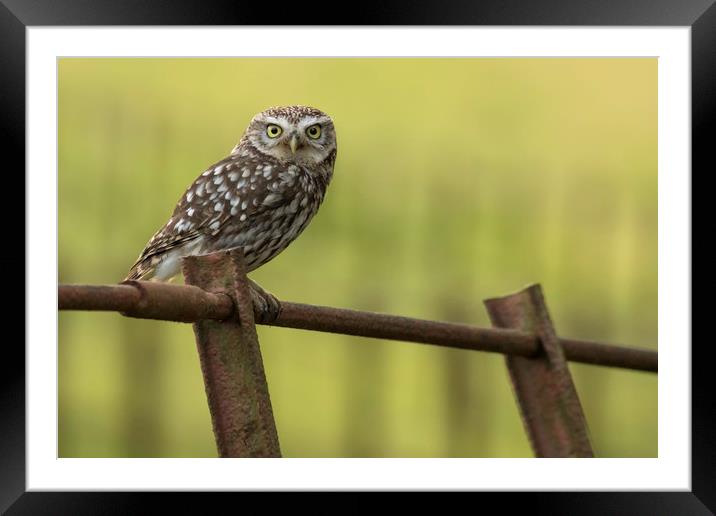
[182,249,281,457]
[484,284,594,458]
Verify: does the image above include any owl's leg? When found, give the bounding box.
[247,278,282,323]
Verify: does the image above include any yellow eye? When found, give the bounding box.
[306,124,322,139]
[266,124,282,138]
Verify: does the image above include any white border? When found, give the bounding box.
[29,27,690,490]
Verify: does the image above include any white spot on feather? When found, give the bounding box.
[278,170,295,185]
[173,218,194,233]
[263,193,282,206]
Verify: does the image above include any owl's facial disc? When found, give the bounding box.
[263,123,331,163]
[243,107,336,166]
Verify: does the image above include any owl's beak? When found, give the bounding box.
[289,135,298,155]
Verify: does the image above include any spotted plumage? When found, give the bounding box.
[125,105,337,284]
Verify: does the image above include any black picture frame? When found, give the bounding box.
[3,0,709,512]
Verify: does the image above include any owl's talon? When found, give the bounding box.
[248,280,282,323]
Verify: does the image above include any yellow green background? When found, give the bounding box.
[58,58,657,457]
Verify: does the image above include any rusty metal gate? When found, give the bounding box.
[58,249,657,458]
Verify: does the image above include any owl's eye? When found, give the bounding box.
[306,124,322,139]
[266,124,283,138]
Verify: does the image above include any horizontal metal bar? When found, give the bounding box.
[57,283,657,372]
[558,338,656,372]
[271,300,538,355]
[59,283,143,312]
[267,302,657,372]
[59,281,234,323]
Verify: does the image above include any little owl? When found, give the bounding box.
[125,105,337,318]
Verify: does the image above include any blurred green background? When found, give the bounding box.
[58,58,657,458]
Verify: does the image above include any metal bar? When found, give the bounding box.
[59,282,234,322]
[269,301,657,373]
[58,283,657,372]
[484,284,594,458]
[59,284,142,313]
[559,338,656,372]
[182,250,281,458]
[272,301,537,356]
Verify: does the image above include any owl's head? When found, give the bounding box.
[240,105,337,166]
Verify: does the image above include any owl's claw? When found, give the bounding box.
[247,279,282,323]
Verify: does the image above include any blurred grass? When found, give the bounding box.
[58,58,657,457]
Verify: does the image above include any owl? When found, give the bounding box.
[125,105,337,318]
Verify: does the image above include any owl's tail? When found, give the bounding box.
[124,255,157,282]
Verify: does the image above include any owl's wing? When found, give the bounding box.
[124,225,203,281]
[125,154,298,281]
[170,154,297,236]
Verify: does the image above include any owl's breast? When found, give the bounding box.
[206,160,328,271]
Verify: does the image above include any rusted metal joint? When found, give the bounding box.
[202,288,241,322]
